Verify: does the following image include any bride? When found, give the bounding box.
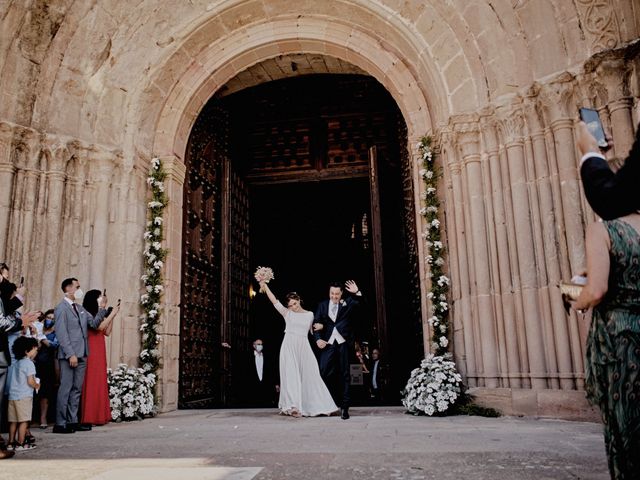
[260,282,338,417]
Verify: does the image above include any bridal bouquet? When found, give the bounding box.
[401,354,462,416]
[254,266,275,292]
[107,364,156,421]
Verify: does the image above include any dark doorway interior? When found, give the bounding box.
[249,179,375,404]
[179,73,422,408]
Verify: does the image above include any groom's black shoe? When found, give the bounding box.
[341,408,350,420]
[52,425,75,434]
[69,423,92,431]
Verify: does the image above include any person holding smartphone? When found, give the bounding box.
[79,290,120,426]
[576,113,640,220]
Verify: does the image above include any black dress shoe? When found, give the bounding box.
[52,425,75,434]
[68,423,92,431]
[341,408,350,420]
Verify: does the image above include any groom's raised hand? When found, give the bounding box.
[345,280,359,294]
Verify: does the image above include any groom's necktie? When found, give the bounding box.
[331,303,338,321]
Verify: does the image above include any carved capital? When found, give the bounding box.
[496,105,525,146]
[451,115,480,159]
[595,58,632,102]
[522,96,544,137]
[13,126,41,170]
[478,109,499,152]
[43,134,69,173]
[0,121,14,147]
[88,146,118,183]
[537,75,576,123]
[161,155,187,186]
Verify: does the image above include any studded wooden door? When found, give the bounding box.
[179,104,226,408]
[221,158,251,406]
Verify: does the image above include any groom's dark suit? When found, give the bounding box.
[314,293,361,409]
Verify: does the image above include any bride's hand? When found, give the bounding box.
[312,323,323,331]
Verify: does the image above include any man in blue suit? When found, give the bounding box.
[313,280,362,420]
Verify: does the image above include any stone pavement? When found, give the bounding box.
[2,407,609,480]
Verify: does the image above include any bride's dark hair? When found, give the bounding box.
[285,292,303,306]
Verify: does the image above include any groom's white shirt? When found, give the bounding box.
[327,301,346,345]
[254,350,264,381]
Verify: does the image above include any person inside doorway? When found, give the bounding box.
[241,338,279,407]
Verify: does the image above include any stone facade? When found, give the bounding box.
[0,0,638,416]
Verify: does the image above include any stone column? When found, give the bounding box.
[539,79,586,384]
[597,58,635,160]
[524,97,575,390]
[497,104,548,389]
[40,136,69,308]
[10,128,41,290]
[455,120,499,388]
[480,114,522,388]
[157,154,186,412]
[447,152,477,387]
[540,78,586,272]
[0,122,17,260]
[440,130,467,378]
[88,147,115,289]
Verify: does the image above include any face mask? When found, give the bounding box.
[255,345,263,353]
[44,319,54,329]
[74,288,84,301]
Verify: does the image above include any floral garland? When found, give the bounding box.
[139,156,167,401]
[418,136,451,356]
[400,136,461,416]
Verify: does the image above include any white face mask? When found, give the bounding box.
[74,288,84,301]
[255,345,263,353]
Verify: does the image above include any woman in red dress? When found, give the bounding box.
[80,289,119,426]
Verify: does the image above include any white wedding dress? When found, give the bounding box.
[273,301,338,416]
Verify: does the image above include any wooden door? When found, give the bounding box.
[368,146,388,355]
[221,158,251,405]
[179,104,227,408]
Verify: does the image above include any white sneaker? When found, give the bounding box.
[14,443,37,452]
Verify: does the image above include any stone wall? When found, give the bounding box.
[0,0,638,414]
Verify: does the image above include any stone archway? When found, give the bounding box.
[145,18,441,411]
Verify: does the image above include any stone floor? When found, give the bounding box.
[2,407,609,479]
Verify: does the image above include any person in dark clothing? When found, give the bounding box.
[577,120,640,220]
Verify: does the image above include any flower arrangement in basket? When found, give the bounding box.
[107,364,156,421]
[401,354,462,416]
[254,266,275,292]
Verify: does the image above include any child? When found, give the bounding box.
[8,336,39,451]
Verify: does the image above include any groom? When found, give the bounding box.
[314,280,362,420]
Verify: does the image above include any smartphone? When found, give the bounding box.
[103,289,107,296]
[117,299,121,306]
[579,107,609,149]
[20,276,24,286]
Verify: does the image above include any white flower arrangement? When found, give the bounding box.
[401,354,462,416]
[107,364,156,421]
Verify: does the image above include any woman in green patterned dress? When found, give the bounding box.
[572,212,640,480]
